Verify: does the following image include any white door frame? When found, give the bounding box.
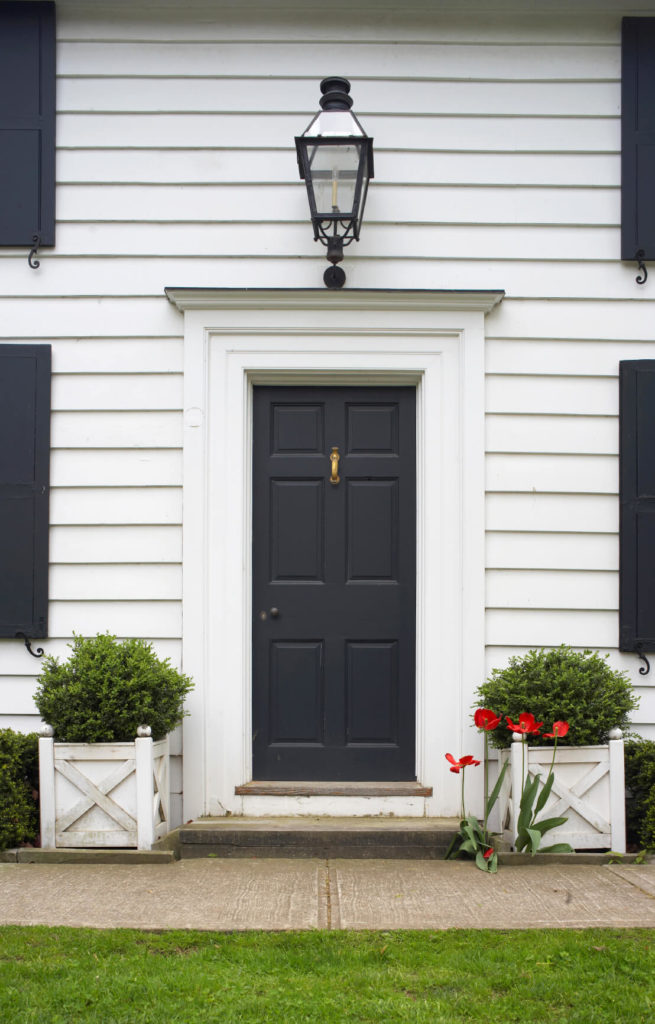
[167,289,502,818]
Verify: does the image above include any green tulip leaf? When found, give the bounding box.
[526,827,542,854]
[485,759,510,816]
[534,771,555,816]
[533,816,568,835]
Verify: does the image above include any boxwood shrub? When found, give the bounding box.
[0,729,39,850]
[624,739,655,850]
[34,633,193,742]
[475,645,638,749]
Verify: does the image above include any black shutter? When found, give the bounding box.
[0,1,56,246]
[619,361,655,652]
[0,345,51,638]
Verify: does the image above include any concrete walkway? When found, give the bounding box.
[1,859,655,931]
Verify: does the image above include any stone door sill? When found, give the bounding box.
[235,781,433,797]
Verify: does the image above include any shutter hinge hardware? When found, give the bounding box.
[635,249,648,285]
[15,632,45,658]
[635,644,651,676]
[28,234,41,270]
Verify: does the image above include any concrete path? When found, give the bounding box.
[1,859,655,931]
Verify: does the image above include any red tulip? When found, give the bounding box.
[505,712,543,735]
[483,847,494,860]
[474,708,502,731]
[445,753,481,774]
[544,720,569,739]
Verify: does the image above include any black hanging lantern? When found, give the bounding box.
[295,77,374,288]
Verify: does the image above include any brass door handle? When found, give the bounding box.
[329,446,340,485]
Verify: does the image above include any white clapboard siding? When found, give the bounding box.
[57,77,621,118]
[486,415,618,455]
[10,225,620,260]
[58,41,620,80]
[0,638,183,677]
[56,8,622,45]
[51,411,182,449]
[51,450,182,487]
[1,6,654,764]
[487,300,655,342]
[487,338,655,377]
[2,259,647,302]
[50,488,182,525]
[51,525,182,564]
[49,602,182,638]
[486,454,618,494]
[50,565,182,601]
[486,532,618,571]
[55,184,620,227]
[0,715,43,733]
[486,493,618,534]
[486,376,618,416]
[0,298,182,338]
[486,569,617,611]
[56,150,622,188]
[57,114,620,153]
[52,374,183,411]
[0,679,41,716]
[50,339,183,374]
[487,609,618,648]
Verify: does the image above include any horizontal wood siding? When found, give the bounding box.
[2,2,653,781]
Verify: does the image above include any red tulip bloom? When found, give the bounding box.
[483,847,494,860]
[505,712,543,735]
[474,708,502,731]
[445,753,481,774]
[544,720,569,739]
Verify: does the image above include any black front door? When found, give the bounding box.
[252,385,416,780]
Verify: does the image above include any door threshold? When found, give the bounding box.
[235,781,433,797]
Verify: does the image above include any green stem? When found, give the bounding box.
[521,735,526,799]
[483,731,489,837]
[548,734,559,782]
[461,766,466,821]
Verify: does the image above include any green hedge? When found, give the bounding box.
[475,646,639,748]
[0,729,39,850]
[625,739,655,849]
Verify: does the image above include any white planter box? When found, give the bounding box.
[38,731,170,850]
[497,734,626,853]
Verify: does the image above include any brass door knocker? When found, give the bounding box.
[329,446,340,485]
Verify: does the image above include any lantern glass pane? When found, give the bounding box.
[307,142,365,218]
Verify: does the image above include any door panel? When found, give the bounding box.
[252,385,416,780]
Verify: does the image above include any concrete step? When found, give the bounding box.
[177,816,459,859]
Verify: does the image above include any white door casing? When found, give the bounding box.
[167,288,502,818]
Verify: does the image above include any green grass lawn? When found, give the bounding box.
[0,926,653,1023]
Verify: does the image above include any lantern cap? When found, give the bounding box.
[319,77,353,112]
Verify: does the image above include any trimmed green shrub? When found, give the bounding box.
[625,738,655,849]
[0,729,39,850]
[34,633,193,742]
[475,645,639,749]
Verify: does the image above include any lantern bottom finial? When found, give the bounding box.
[324,265,346,289]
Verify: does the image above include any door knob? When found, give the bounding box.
[258,607,280,621]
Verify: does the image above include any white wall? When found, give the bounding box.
[2,2,654,814]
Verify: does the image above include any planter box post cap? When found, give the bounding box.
[608,728,623,740]
[136,725,152,737]
[512,732,523,742]
[39,724,54,737]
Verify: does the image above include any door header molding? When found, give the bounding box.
[166,287,504,314]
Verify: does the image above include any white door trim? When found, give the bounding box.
[169,289,502,818]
